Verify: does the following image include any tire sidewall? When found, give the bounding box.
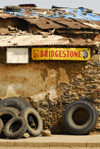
[22,108,43,136]
[4,116,27,139]
[63,100,98,134]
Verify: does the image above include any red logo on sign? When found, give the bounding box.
[32,50,39,58]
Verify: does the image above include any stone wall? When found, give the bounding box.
[28,55,100,134]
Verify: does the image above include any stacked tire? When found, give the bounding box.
[0,97,43,139]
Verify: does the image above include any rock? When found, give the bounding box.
[73,81,79,86]
[76,74,82,79]
[82,11,87,15]
[38,108,47,115]
[32,102,39,109]
[86,39,92,43]
[86,8,92,13]
[8,25,17,31]
[64,10,69,14]
[26,97,33,104]
[42,101,48,106]
[23,133,30,138]
[42,129,51,136]
[30,15,39,19]
[73,8,77,12]
[85,65,89,69]
[42,33,48,38]
[69,38,74,43]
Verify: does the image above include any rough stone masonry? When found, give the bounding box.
[28,54,100,134]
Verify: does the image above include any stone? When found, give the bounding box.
[76,74,82,79]
[85,65,89,69]
[42,129,51,136]
[82,11,87,15]
[91,55,100,62]
[86,39,92,43]
[8,25,17,31]
[86,8,92,13]
[38,108,47,115]
[42,101,48,107]
[73,8,77,12]
[73,81,79,86]
[32,102,39,109]
[69,38,74,43]
[86,77,92,81]
[26,97,33,104]
[64,10,69,14]
[23,133,30,138]
[42,33,48,38]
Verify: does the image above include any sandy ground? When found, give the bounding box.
[0,135,100,148]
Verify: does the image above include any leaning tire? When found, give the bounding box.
[4,116,27,139]
[0,97,32,112]
[63,100,98,135]
[0,107,19,125]
[22,107,43,136]
[0,118,4,135]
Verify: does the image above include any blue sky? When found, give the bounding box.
[0,0,100,13]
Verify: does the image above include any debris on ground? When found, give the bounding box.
[23,133,30,138]
[42,129,51,136]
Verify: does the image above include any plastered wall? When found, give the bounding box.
[0,48,100,133]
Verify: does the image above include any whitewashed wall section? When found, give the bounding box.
[7,48,29,64]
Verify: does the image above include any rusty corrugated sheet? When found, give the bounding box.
[0,34,99,47]
[24,16,100,30]
[94,34,100,41]
[25,17,65,29]
[75,19,100,30]
[47,18,92,30]
[0,7,100,31]
[0,13,14,19]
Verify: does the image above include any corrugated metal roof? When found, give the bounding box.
[25,17,64,29]
[0,34,99,47]
[0,13,14,19]
[0,6,100,31]
[46,18,92,30]
[0,6,100,48]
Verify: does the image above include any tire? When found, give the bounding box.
[0,118,4,135]
[22,107,43,136]
[0,107,19,125]
[6,6,21,12]
[0,107,19,115]
[0,97,32,112]
[63,100,98,135]
[4,116,27,139]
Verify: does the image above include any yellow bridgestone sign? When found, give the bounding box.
[32,48,90,60]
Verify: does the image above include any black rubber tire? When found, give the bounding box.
[0,107,19,125]
[22,107,43,136]
[0,107,19,115]
[0,97,32,112]
[4,116,27,139]
[6,6,21,12]
[0,118,4,135]
[63,100,98,135]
